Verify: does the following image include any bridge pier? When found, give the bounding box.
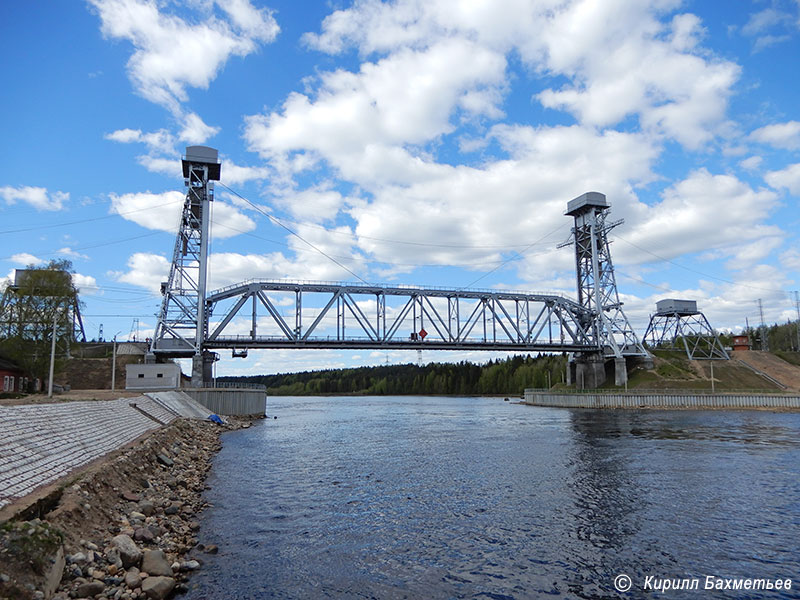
[568,354,634,389]
[568,353,606,389]
[614,357,628,387]
[191,351,217,387]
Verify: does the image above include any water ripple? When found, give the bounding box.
[185,398,800,600]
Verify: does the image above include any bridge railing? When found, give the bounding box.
[207,278,575,302]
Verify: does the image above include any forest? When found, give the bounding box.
[219,353,567,396]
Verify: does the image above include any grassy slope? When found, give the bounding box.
[622,350,783,392]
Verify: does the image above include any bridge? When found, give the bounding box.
[149,146,649,389]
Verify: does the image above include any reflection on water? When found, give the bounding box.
[185,398,800,600]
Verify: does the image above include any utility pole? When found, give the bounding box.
[111,333,120,391]
[794,291,800,352]
[47,310,58,398]
[758,299,768,352]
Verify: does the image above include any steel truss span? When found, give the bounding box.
[201,280,598,352]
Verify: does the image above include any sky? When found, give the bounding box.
[2,0,800,376]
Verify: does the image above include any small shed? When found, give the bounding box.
[732,335,751,352]
[125,363,182,390]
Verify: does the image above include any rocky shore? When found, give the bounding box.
[0,416,257,600]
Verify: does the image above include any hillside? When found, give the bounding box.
[625,350,799,392]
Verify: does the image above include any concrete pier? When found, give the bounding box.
[523,390,800,410]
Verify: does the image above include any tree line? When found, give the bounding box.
[219,353,567,396]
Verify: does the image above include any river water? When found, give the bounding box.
[184,396,800,599]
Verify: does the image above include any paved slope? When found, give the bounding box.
[732,351,800,392]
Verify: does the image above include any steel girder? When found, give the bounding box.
[643,312,729,360]
[202,280,597,352]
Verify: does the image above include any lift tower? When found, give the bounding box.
[563,192,648,387]
[150,146,220,386]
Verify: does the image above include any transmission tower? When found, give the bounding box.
[643,299,729,359]
[150,146,220,385]
[562,192,647,358]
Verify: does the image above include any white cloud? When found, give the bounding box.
[115,252,171,293]
[56,247,90,260]
[104,128,142,143]
[245,37,508,183]
[739,156,763,171]
[740,7,795,51]
[9,253,45,266]
[765,163,800,195]
[274,188,349,223]
[303,0,738,150]
[781,248,800,271]
[0,186,68,211]
[219,161,270,185]
[179,112,220,144]
[108,191,256,238]
[89,0,279,116]
[750,121,800,150]
[72,273,99,294]
[105,127,176,155]
[621,169,781,267]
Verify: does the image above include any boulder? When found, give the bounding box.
[141,550,173,577]
[111,534,141,569]
[141,576,175,600]
[76,580,105,597]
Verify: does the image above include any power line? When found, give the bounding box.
[217,189,557,251]
[219,182,370,284]
[0,197,184,235]
[612,234,790,294]
[459,223,569,289]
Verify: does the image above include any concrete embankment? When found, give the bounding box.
[0,392,258,600]
[523,390,800,409]
[0,393,211,511]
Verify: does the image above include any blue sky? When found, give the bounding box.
[2,0,800,376]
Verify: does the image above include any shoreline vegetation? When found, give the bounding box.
[222,354,568,397]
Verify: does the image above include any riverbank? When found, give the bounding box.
[0,413,257,600]
[522,389,800,410]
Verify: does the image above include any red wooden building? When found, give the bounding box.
[732,335,751,352]
[0,357,34,393]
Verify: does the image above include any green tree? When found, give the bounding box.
[0,260,84,382]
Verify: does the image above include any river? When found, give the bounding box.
[184,396,800,599]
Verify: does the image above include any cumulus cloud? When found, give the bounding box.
[105,127,176,155]
[302,0,739,149]
[620,169,781,267]
[0,186,68,211]
[108,191,257,239]
[765,163,800,195]
[9,253,45,266]
[750,121,800,150]
[179,112,220,144]
[240,0,752,291]
[245,37,508,184]
[89,0,279,116]
[72,273,99,294]
[114,252,171,293]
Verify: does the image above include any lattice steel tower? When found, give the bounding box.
[564,192,647,359]
[643,299,729,359]
[150,146,220,385]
